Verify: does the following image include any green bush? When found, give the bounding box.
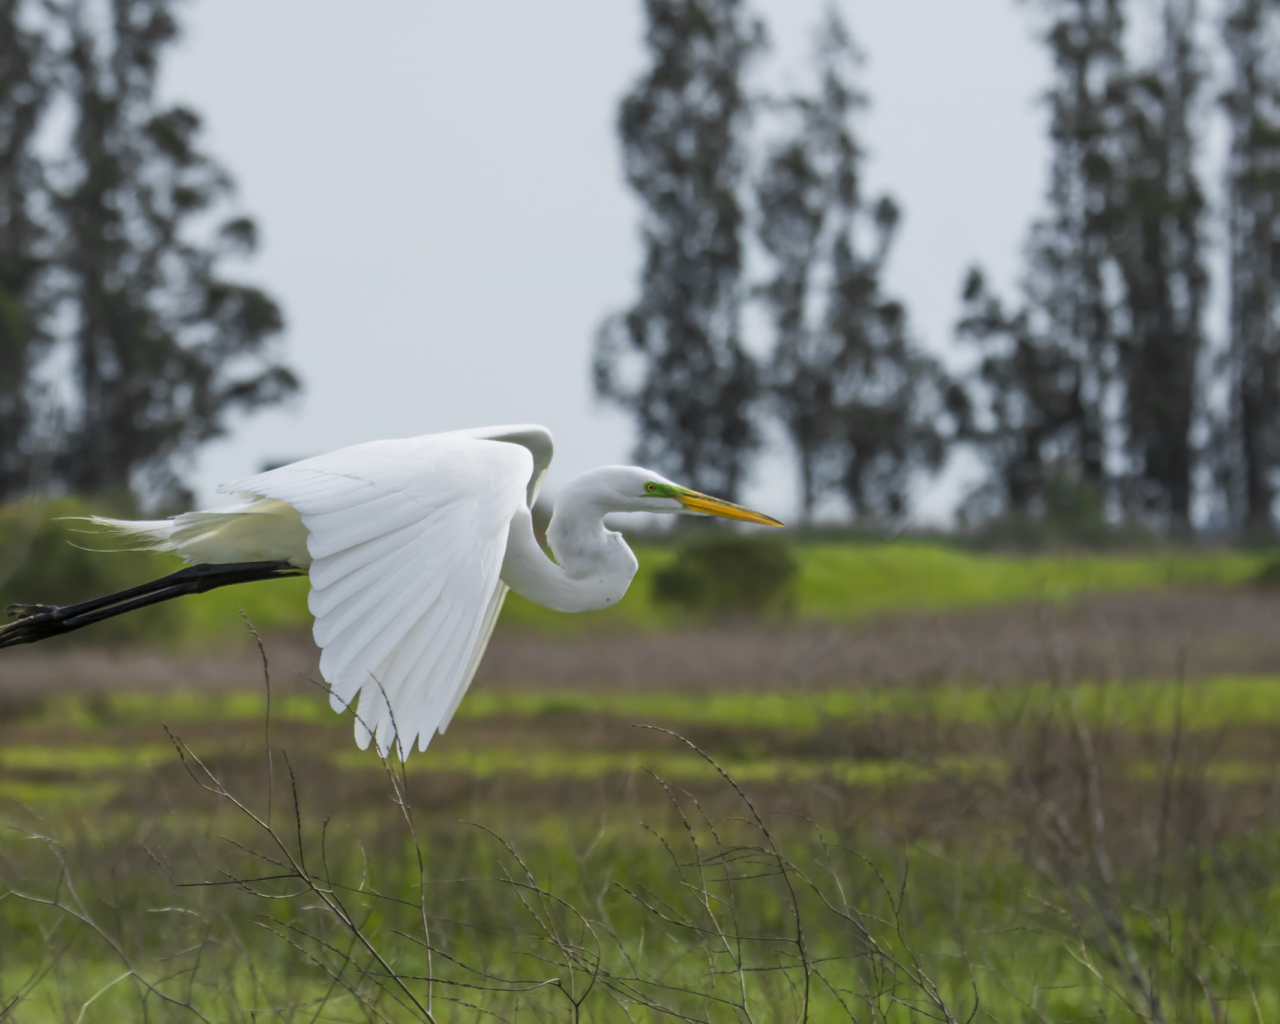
[966,468,1152,551]
[652,531,797,615]
[1252,556,1280,589]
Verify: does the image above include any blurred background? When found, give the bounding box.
[5,0,1277,538]
[4,1,1280,1020]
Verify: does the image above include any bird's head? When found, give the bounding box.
[562,466,783,526]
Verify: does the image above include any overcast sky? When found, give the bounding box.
[164,0,1052,522]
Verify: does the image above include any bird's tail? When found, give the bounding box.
[84,515,181,551]
[80,497,311,567]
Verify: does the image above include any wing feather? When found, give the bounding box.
[319,521,474,684]
[311,525,448,645]
[308,519,429,592]
[317,566,446,674]
[219,431,540,756]
[423,425,554,736]
[306,525,432,622]
[437,583,509,734]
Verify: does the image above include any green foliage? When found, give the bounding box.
[16,673,1280,756]
[1224,3,1280,531]
[4,607,1280,1021]
[1252,555,1280,589]
[503,537,1266,632]
[651,531,797,614]
[966,469,1153,550]
[757,11,954,523]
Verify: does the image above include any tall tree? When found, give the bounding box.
[956,268,1091,516]
[1034,0,1127,494]
[963,0,1210,535]
[757,12,952,523]
[594,0,763,500]
[1108,0,1208,530]
[47,0,297,506]
[1222,0,1280,534]
[756,127,826,517]
[0,0,52,498]
[958,0,1127,519]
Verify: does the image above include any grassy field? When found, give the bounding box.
[2,672,1279,805]
[3,496,1274,643]
[98,537,1272,641]
[3,651,1280,1021]
[3,503,1280,1020]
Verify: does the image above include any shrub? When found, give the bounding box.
[652,530,796,614]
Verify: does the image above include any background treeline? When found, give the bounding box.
[3,0,1280,541]
[0,0,296,511]
[595,0,1280,541]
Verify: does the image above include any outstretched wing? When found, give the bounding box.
[444,424,553,506]
[429,425,554,734]
[221,428,549,757]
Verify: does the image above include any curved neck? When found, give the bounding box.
[500,501,638,614]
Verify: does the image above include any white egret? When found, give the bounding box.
[0,425,781,756]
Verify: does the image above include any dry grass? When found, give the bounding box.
[2,588,1280,1021]
[6,586,1280,699]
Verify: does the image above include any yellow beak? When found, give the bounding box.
[675,489,784,527]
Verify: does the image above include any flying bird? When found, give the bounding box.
[0,425,781,757]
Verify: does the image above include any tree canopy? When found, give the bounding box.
[0,0,297,509]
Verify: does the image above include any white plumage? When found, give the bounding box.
[82,424,780,758]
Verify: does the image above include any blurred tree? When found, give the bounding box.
[755,124,826,518]
[594,0,763,500]
[963,0,1209,536]
[0,0,53,499]
[1032,0,1127,495]
[956,268,1091,516]
[1222,0,1280,535]
[1108,0,1207,531]
[756,12,955,523]
[958,0,1126,520]
[0,0,296,509]
[44,0,297,508]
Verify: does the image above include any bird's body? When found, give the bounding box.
[4,425,779,758]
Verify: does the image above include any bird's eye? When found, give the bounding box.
[645,482,656,493]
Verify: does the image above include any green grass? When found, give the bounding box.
[2,675,1275,819]
[18,673,1280,736]
[5,496,1273,646]
[4,664,1279,1018]
[2,765,1277,1022]
[453,673,1280,732]
[485,540,1274,632]
[789,540,1269,618]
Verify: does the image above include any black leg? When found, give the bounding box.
[0,560,306,649]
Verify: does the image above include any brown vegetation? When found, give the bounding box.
[5,587,1280,700]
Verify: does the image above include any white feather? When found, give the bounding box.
[218,428,548,757]
[88,498,310,566]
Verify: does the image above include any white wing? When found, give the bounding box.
[444,424,553,506]
[220,426,552,757]
[429,425,553,735]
